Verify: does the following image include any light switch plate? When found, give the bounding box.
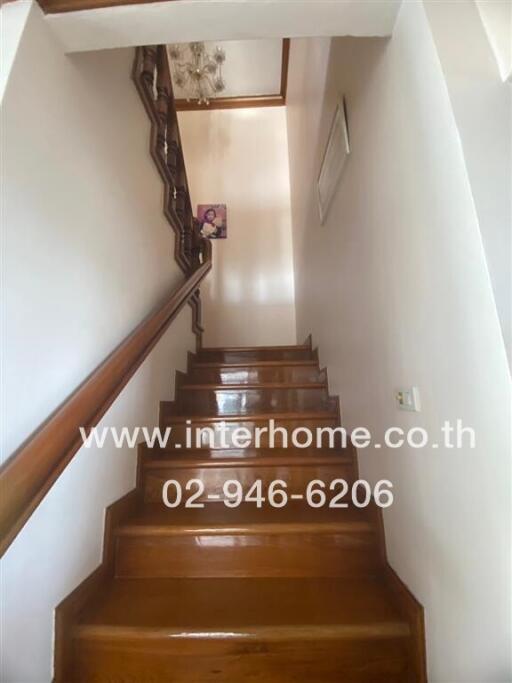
[395,386,421,412]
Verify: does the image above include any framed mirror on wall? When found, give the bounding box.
[317,96,350,224]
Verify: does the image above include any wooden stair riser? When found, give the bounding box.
[70,635,411,683]
[177,386,334,416]
[158,417,341,449]
[114,528,381,579]
[196,347,313,363]
[187,364,325,385]
[139,445,356,459]
[142,461,357,503]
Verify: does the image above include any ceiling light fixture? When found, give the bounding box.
[168,42,226,106]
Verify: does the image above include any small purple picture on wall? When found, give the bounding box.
[198,204,227,239]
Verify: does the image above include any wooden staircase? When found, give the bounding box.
[55,341,426,682]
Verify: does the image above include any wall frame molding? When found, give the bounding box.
[37,0,177,12]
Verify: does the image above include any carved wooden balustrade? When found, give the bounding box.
[133,44,207,275]
[133,45,209,346]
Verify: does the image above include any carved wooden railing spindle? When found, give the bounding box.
[141,46,157,90]
[183,209,194,264]
[191,217,204,269]
[174,148,188,261]
[166,112,179,180]
[155,48,171,168]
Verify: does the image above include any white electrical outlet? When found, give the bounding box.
[395,387,421,412]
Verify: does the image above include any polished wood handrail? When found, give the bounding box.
[0,248,211,557]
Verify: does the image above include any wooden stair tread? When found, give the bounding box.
[141,447,354,465]
[191,360,319,368]
[199,345,311,352]
[74,577,409,638]
[196,350,314,364]
[186,365,326,387]
[116,502,374,536]
[180,383,327,390]
[162,411,338,423]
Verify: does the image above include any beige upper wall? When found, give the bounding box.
[286,3,510,680]
[178,107,296,347]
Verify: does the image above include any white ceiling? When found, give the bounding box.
[46,1,402,54]
[169,39,283,99]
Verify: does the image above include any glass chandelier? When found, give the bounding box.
[169,42,226,106]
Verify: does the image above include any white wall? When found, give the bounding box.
[424,0,512,367]
[0,3,195,680]
[1,310,194,683]
[0,0,31,100]
[1,3,187,460]
[178,107,296,347]
[286,3,511,681]
[476,0,512,82]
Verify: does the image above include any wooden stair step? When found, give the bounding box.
[70,577,411,682]
[180,382,327,389]
[186,364,326,385]
[177,384,334,416]
[161,411,339,423]
[74,576,408,633]
[159,412,341,449]
[191,359,318,368]
[118,500,374,533]
[140,445,356,462]
[196,345,314,364]
[140,448,357,503]
[114,503,380,578]
[200,344,311,351]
